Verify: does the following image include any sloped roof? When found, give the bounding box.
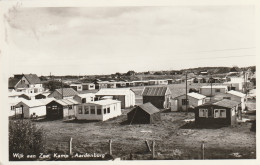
[227,90,246,98]
[50,98,79,106]
[55,88,79,97]
[95,88,134,96]
[8,78,20,88]
[213,99,240,108]
[200,85,228,89]
[136,102,160,115]
[142,86,171,96]
[16,99,53,108]
[23,74,41,84]
[88,99,121,106]
[188,92,206,99]
[174,92,206,100]
[75,93,95,98]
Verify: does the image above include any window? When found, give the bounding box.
[214,109,226,118]
[52,105,58,110]
[104,108,107,114]
[91,106,95,114]
[97,108,101,115]
[11,106,15,110]
[182,99,188,105]
[78,106,82,114]
[215,89,220,92]
[84,106,89,114]
[199,109,208,117]
[107,107,110,113]
[68,105,72,110]
[223,97,231,100]
[78,86,82,89]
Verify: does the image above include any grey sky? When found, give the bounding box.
[5,6,255,76]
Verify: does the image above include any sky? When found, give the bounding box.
[4,6,255,76]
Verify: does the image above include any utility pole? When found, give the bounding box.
[210,74,213,101]
[61,77,64,99]
[185,71,188,115]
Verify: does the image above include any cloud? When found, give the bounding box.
[6,6,255,75]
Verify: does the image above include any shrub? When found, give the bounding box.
[9,120,45,160]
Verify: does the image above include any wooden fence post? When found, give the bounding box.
[145,140,151,152]
[201,141,205,160]
[152,140,155,159]
[69,137,73,156]
[109,140,112,155]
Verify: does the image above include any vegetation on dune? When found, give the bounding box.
[9,120,46,160]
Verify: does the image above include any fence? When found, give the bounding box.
[44,138,208,160]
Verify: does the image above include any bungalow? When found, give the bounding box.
[48,88,79,99]
[107,82,117,88]
[148,80,158,85]
[195,99,240,126]
[18,93,37,100]
[9,98,26,117]
[73,93,95,103]
[142,86,171,109]
[75,99,121,121]
[132,80,149,86]
[166,79,173,84]
[158,80,168,85]
[223,82,241,91]
[35,92,50,99]
[46,98,79,120]
[213,90,246,112]
[82,83,95,90]
[95,81,109,89]
[199,86,228,97]
[172,92,206,112]
[127,102,161,124]
[95,88,135,108]
[70,83,83,91]
[15,98,54,119]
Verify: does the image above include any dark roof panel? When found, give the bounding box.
[8,78,20,88]
[24,74,41,84]
[142,87,170,96]
[55,88,79,97]
[213,99,240,108]
[137,102,160,115]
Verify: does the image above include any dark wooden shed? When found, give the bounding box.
[127,103,161,124]
[142,86,171,109]
[46,99,78,120]
[194,99,240,126]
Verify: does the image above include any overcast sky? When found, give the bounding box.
[5,6,255,76]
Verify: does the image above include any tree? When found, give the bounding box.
[126,70,135,76]
[43,80,70,91]
[9,120,46,160]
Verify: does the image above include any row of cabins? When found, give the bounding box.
[70,79,173,91]
[10,87,135,121]
[9,84,247,127]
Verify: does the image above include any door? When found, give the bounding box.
[21,105,24,119]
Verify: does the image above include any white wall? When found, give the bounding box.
[200,88,227,96]
[76,102,121,121]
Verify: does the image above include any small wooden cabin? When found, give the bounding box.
[127,103,161,124]
[142,86,171,109]
[194,99,240,126]
[15,98,54,119]
[46,98,79,120]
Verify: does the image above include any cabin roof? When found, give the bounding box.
[142,86,171,96]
